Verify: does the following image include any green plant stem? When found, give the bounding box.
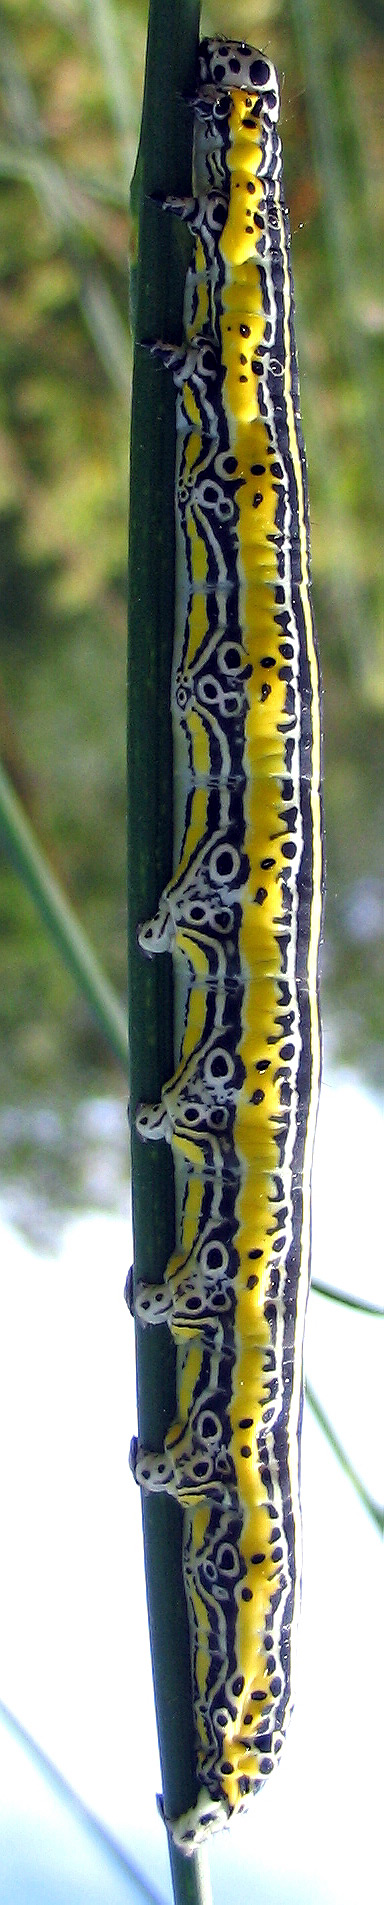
[127,2,216,1902]
[168,1842,213,1905]
[306,1382,384,1533]
[0,762,128,1075]
[311,1280,384,1317]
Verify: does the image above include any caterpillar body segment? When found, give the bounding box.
[131,37,323,1854]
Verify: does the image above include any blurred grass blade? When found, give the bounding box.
[287,0,367,307]
[84,0,135,183]
[0,763,128,1076]
[0,16,41,143]
[79,269,130,395]
[311,1281,384,1317]
[0,140,111,232]
[306,1381,383,1532]
[288,0,382,484]
[0,18,129,392]
[0,1699,165,1904]
[56,169,128,208]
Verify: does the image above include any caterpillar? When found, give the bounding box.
[129,36,323,1854]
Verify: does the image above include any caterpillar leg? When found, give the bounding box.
[130,1425,236,1509]
[124,1269,173,1327]
[131,1271,230,1345]
[129,1437,175,1495]
[136,1100,171,1142]
[153,191,198,221]
[134,1280,173,1327]
[124,1264,134,1314]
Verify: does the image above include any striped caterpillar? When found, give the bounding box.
[129,36,323,1853]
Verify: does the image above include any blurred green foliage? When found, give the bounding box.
[0,0,383,1220]
[0,0,138,1109]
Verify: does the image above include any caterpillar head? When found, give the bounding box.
[198,40,280,123]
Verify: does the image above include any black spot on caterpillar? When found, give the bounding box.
[129,36,323,1854]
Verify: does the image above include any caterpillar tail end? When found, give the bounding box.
[157,1786,229,1855]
